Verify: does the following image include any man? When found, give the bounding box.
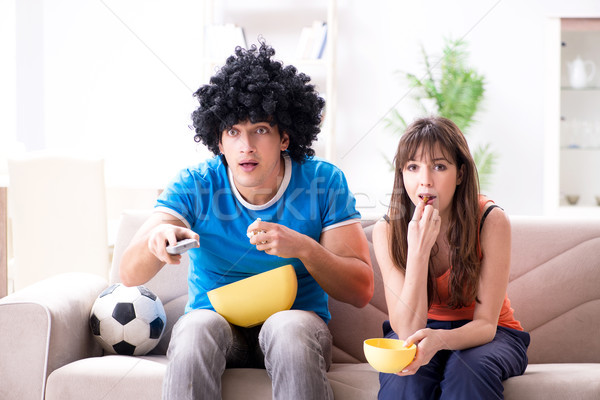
[120,41,373,400]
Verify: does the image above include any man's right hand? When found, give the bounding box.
[148,223,199,265]
[120,212,194,286]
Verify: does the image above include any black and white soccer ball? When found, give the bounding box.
[89,283,166,356]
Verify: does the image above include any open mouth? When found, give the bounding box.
[239,161,258,171]
[418,194,436,204]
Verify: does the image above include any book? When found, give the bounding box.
[311,21,328,59]
[295,20,327,60]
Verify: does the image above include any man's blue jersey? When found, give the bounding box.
[155,152,360,323]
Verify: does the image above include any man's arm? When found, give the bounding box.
[248,220,374,308]
[312,222,374,307]
[119,212,198,286]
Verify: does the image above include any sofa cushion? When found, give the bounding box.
[46,355,167,400]
[507,217,600,364]
[329,218,388,363]
[46,356,600,400]
[45,356,379,400]
[221,364,380,400]
[109,210,188,307]
[503,363,600,400]
[327,363,379,399]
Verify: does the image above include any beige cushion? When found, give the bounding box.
[507,216,600,364]
[7,150,109,291]
[46,355,167,400]
[503,363,600,400]
[46,356,379,400]
[329,219,388,363]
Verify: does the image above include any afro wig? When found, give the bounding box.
[191,40,325,163]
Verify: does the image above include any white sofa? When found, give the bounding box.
[1,211,600,399]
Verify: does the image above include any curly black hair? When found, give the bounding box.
[191,41,325,163]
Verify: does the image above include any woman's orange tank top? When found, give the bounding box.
[426,196,523,331]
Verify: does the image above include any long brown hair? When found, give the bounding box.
[387,116,481,309]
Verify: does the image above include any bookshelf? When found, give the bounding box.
[200,0,338,162]
[545,17,600,215]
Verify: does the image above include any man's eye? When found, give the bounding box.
[256,127,268,134]
[227,129,238,136]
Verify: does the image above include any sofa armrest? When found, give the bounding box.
[0,272,108,400]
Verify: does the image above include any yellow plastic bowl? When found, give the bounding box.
[207,264,297,327]
[364,338,417,373]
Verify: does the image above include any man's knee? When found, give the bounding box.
[259,310,332,365]
[169,309,232,355]
[261,310,329,341]
[163,310,230,399]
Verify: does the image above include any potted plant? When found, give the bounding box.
[385,38,497,189]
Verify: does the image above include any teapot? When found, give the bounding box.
[567,56,596,89]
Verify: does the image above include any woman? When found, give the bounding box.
[373,116,530,399]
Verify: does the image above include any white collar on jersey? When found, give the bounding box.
[227,152,292,211]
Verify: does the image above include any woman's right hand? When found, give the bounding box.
[147,223,199,265]
[407,201,441,256]
[396,327,445,376]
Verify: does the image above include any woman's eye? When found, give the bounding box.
[434,164,447,171]
[405,164,417,172]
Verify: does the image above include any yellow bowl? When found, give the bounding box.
[207,264,297,327]
[364,338,417,373]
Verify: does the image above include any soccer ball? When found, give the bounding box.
[89,283,166,356]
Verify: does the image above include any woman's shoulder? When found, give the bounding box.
[373,216,390,240]
[480,202,510,237]
[478,196,509,227]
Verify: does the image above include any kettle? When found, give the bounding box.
[567,56,596,89]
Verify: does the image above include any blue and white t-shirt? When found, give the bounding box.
[155,152,360,323]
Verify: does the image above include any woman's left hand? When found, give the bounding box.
[396,328,445,376]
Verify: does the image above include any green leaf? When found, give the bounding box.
[384,36,495,187]
[473,143,498,191]
[383,109,407,136]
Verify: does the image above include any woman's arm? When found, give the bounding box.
[399,206,511,374]
[373,201,440,338]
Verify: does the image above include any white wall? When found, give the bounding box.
[335,0,600,216]
[0,0,20,175]
[3,0,600,217]
[40,0,212,189]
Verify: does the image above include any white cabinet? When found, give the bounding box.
[200,0,338,161]
[545,18,600,215]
